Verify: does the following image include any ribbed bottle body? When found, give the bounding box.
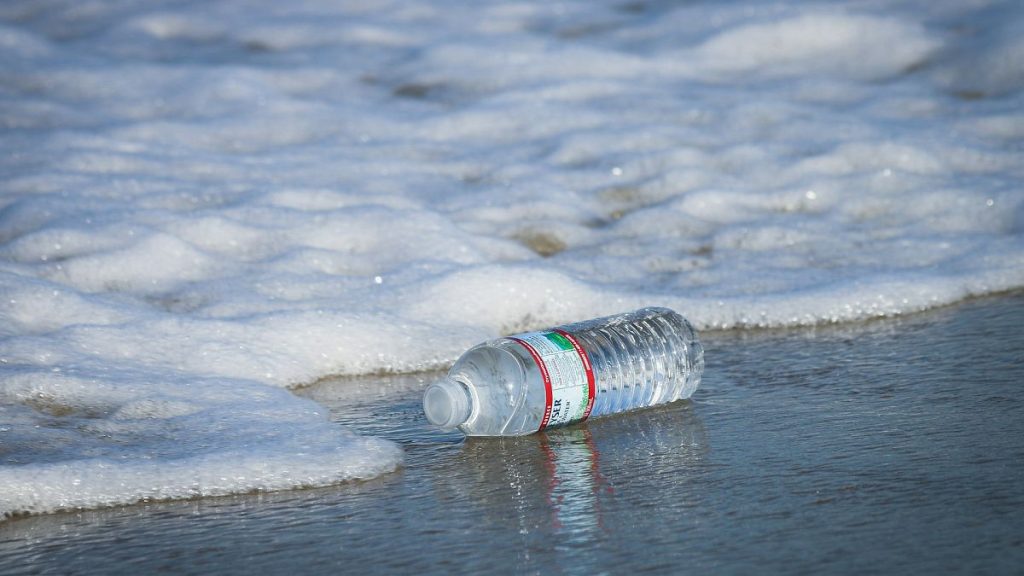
[563,307,704,419]
[423,307,703,436]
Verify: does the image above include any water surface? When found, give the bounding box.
[2,293,1022,574]
[4,0,1024,515]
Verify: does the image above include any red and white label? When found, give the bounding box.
[510,330,595,431]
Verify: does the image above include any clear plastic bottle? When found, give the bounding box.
[423,307,704,436]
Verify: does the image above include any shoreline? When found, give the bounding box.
[3,290,1021,574]
[292,286,1024,390]
[3,288,1021,523]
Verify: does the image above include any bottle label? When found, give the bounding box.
[509,330,595,431]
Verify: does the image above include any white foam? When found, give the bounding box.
[0,367,402,518]
[692,13,938,80]
[2,0,1023,518]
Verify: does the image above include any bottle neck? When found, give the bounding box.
[423,377,472,429]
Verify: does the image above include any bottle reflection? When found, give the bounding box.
[453,402,708,572]
[536,427,607,536]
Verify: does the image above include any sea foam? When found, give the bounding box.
[2,0,1023,518]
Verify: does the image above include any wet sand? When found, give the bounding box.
[2,293,1022,574]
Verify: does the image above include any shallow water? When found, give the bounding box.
[2,292,1021,574]
[4,0,1024,514]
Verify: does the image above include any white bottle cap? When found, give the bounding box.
[423,378,472,429]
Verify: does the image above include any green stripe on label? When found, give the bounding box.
[545,332,574,350]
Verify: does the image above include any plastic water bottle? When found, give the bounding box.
[423,307,704,436]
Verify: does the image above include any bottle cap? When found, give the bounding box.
[423,378,472,429]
